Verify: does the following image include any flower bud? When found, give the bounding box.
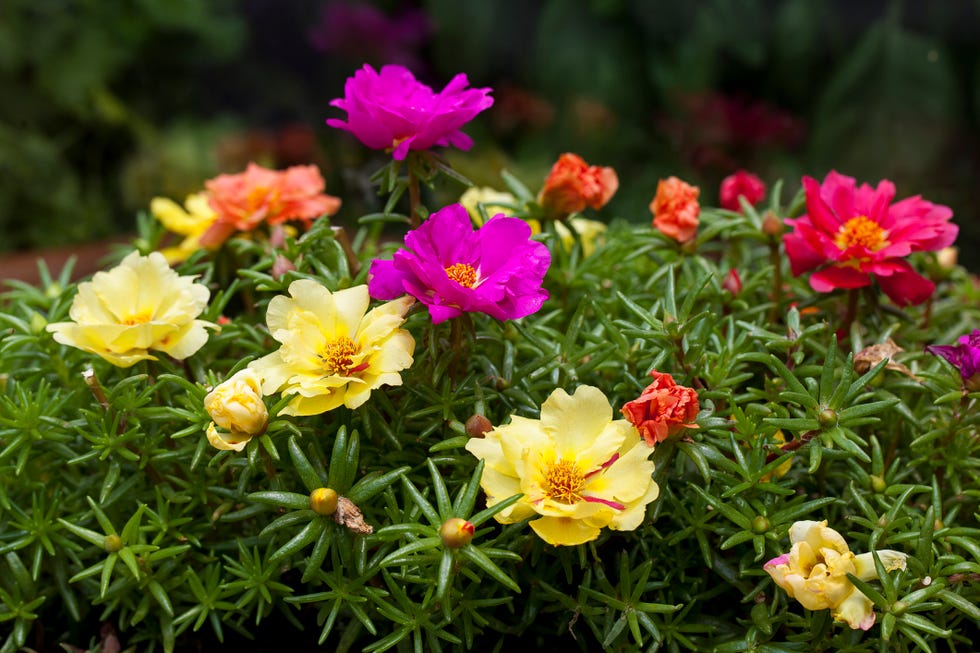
[103,534,123,553]
[722,269,742,296]
[204,369,269,452]
[310,487,339,516]
[870,475,887,493]
[818,408,838,428]
[465,414,493,438]
[439,517,475,548]
[751,515,770,534]
[761,210,784,238]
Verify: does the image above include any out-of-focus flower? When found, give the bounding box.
[46,251,214,367]
[537,153,618,219]
[556,218,607,257]
[719,170,766,212]
[249,280,414,416]
[308,1,431,72]
[204,369,268,451]
[764,520,908,630]
[783,171,957,306]
[465,385,659,546]
[936,246,958,270]
[368,204,550,324]
[926,329,980,389]
[650,177,700,243]
[327,64,493,160]
[722,268,742,296]
[200,163,341,248]
[150,192,218,263]
[460,187,519,226]
[621,371,700,446]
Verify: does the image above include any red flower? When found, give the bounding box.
[538,153,618,218]
[720,170,766,212]
[650,177,700,243]
[200,163,341,247]
[621,371,700,446]
[783,171,957,306]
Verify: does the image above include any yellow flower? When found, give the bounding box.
[459,187,519,226]
[249,280,415,416]
[465,385,659,546]
[46,251,214,367]
[555,217,607,257]
[205,369,268,451]
[764,520,908,630]
[150,192,218,263]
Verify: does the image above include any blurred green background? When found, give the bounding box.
[2,0,979,267]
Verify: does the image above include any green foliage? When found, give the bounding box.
[2,179,980,653]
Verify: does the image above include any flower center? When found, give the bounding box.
[319,335,359,375]
[121,311,153,325]
[836,216,887,251]
[445,263,478,288]
[545,458,585,504]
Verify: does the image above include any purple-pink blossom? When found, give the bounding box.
[326,64,494,160]
[926,329,980,385]
[368,204,550,323]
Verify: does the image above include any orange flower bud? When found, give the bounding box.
[538,153,618,219]
[439,517,475,548]
[310,487,339,516]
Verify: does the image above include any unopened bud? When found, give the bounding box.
[272,254,296,280]
[722,269,742,296]
[818,408,838,428]
[761,211,784,238]
[465,414,493,438]
[310,487,339,516]
[751,515,770,534]
[103,534,123,553]
[870,475,887,493]
[439,517,475,548]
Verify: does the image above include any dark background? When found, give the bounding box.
[2,0,979,267]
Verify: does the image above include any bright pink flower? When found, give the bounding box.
[720,170,766,211]
[326,64,493,160]
[926,329,980,388]
[783,171,957,306]
[368,204,550,323]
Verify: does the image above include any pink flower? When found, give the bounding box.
[326,64,493,160]
[720,170,766,211]
[783,171,957,306]
[926,329,980,388]
[368,204,550,323]
[621,371,700,446]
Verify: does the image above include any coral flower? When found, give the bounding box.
[368,203,550,324]
[204,368,269,452]
[46,251,214,367]
[621,371,700,446]
[719,169,766,212]
[650,177,700,243]
[537,153,618,219]
[150,192,218,263]
[200,163,341,248]
[764,520,908,630]
[249,280,414,416]
[783,170,957,306]
[926,329,980,389]
[465,385,660,546]
[326,64,493,160]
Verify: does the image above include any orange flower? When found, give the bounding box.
[621,370,700,446]
[650,177,700,243]
[538,153,618,218]
[200,163,341,247]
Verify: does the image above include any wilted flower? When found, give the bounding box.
[537,153,618,219]
[465,385,659,546]
[150,192,218,263]
[783,170,957,306]
[650,176,700,243]
[249,280,414,416]
[204,369,268,451]
[200,163,341,248]
[926,329,980,389]
[368,203,550,324]
[764,520,908,630]
[326,64,493,160]
[46,251,214,367]
[621,371,700,446]
[719,169,766,212]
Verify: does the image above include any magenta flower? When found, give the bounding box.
[926,329,980,386]
[368,204,550,323]
[719,169,766,212]
[783,170,957,306]
[326,64,494,160]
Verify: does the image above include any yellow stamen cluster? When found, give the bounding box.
[320,336,359,375]
[445,263,478,288]
[836,216,887,251]
[545,459,585,504]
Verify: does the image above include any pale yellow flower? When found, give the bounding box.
[459,187,520,226]
[764,520,908,630]
[249,280,415,416]
[150,192,218,263]
[465,385,659,546]
[555,218,607,257]
[205,368,269,451]
[46,251,214,367]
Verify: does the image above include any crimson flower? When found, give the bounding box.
[367,204,550,323]
[719,169,766,212]
[783,171,957,306]
[326,64,493,160]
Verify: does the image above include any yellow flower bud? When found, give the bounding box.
[103,534,123,553]
[439,517,475,548]
[204,369,268,451]
[310,488,339,516]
